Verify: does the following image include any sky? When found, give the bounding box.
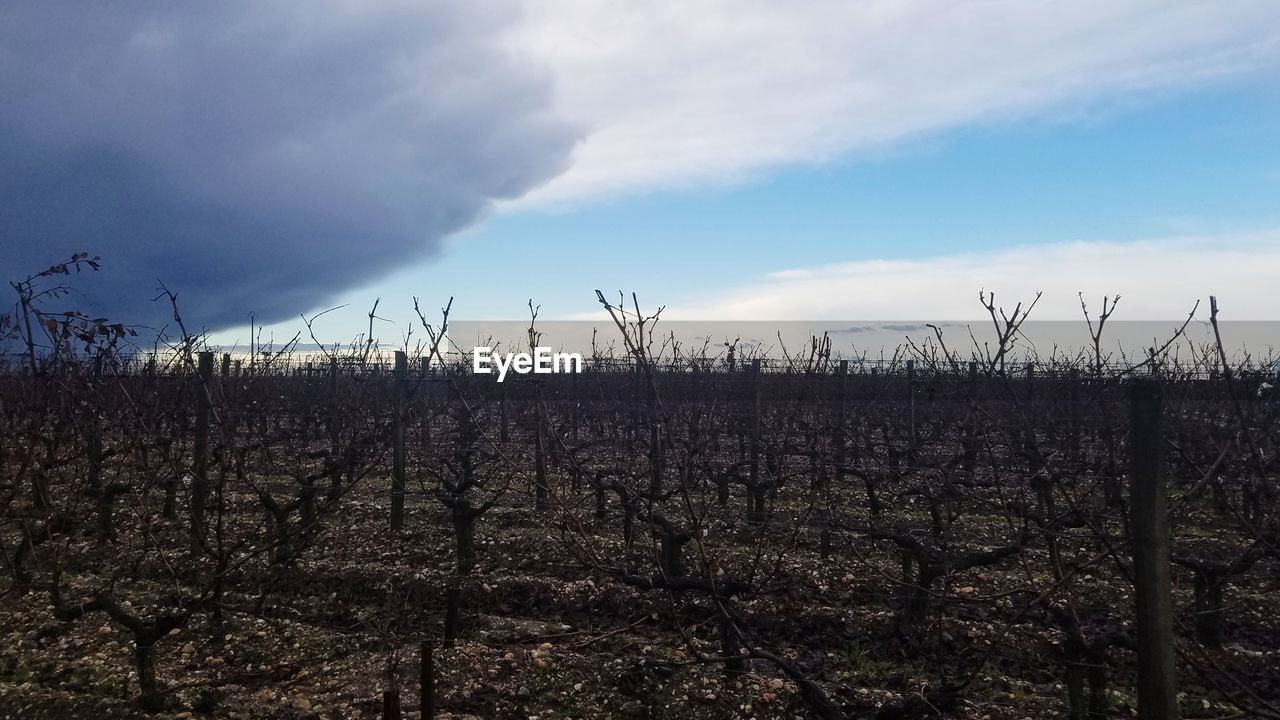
[2,1,1279,347]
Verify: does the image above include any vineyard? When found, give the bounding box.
[2,280,1279,720]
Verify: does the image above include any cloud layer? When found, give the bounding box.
[1,2,577,329]
[662,232,1280,320]
[509,0,1280,204]
[5,2,1280,331]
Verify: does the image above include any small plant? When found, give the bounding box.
[837,642,925,680]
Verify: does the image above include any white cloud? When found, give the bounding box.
[658,231,1280,319]
[506,0,1280,205]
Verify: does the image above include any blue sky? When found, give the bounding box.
[266,76,1280,342]
[5,2,1279,342]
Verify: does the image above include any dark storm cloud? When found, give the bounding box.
[0,2,578,330]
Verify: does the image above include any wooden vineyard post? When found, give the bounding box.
[1068,367,1081,460]
[419,357,432,452]
[328,357,340,447]
[1129,377,1178,719]
[190,350,213,554]
[499,380,509,444]
[88,354,113,539]
[391,351,407,531]
[833,359,847,481]
[906,359,917,451]
[648,363,662,496]
[748,358,764,525]
[420,639,435,719]
[443,584,461,647]
[1026,361,1035,395]
[1024,362,1037,457]
[325,357,345,501]
[571,369,580,443]
[963,361,979,479]
[382,688,401,720]
[633,356,644,442]
[535,383,550,511]
[823,359,848,557]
